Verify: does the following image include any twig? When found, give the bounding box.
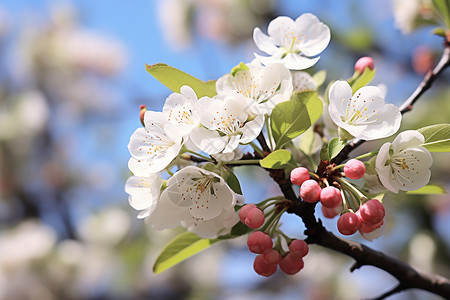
[256,132,271,154]
[333,42,450,165]
[366,284,405,300]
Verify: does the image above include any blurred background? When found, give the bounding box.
[0,0,449,299]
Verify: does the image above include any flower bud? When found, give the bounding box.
[354,56,374,73]
[320,186,342,208]
[139,105,147,127]
[244,207,265,229]
[359,199,385,226]
[337,212,362,235]
[288,239,309,258]
[262,249,282,265]
[290,167,310,186]
[247,231,273,254]
[321,203,343,218]
[239,203,257,223]
[344,159,366,180]
[254,254,277,277]
[279,253,304,275]
[300,180,321,203]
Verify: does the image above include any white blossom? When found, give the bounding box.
[292,71,317,92]
[328,81,401,140]
[125,174,163,219]
[375,130,433,193]
[157,166,242,238]
[190,93,264,154]
[253,14,330,70]
[216,62,292,116]
[128,111,183,175]
[163,85,200,137]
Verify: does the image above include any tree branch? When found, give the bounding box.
[333,41,450,165]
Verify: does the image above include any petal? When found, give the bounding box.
[143,111,167,128]
[393,167,431,192]
[292,71,316,92]
[298,21,331,57]
[282,53,320,70]
[358,104,401,140]
[180,85,198,101]
[125,175,162,210]
[188,182,227,221]
[268,16,296,46]
[294,13,321,34]
[329,81,353,116]
[146,192,189,230]
[239,115,265,144]
[375,142,399,193]
[253,27,279,55]
[190,127,227,154]
[128,157,153,177]
[375,142,391,171]
[223,135,240,153]
[392,130,425,153]
[216,74,234,94]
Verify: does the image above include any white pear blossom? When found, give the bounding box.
[190,93,264,154]
[328,81,401,140]
[128,111,184,175]
[157,166,242,238]
[216,62,293,116]
[163,85,200,137]
[292,71,317,92]
[375,130,433,193]
[253,14,331,70]
[125,174,163,219]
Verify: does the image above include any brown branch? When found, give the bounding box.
[256,132,271,154]
[333,42,450,165]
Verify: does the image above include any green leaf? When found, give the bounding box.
[231,62,249,77]
[364,157,377,175]
[417,123,450,152]
[407,184,446,195]
[226,169,242,195]
[299,127,322,155]
[320,143,329,161]
[312,70,327,88]
[328,138,346,160]
[259,149,296,169]
[270,91,323,149]
[153,232,214,274]
[351,68,376,94]
[432,27,448,37]
[432,0,450,28]
[145,63,217,98]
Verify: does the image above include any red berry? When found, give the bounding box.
[300,180,321,203]
[320,186,342,208]
[253,254,277,277]
[247,231,273,254]
[290,167,310,186]
[360,219,384,233]
[239,203,257,223]
[279,253,304,275]
[262,249,282,265]
[244,207,265,229]
[359,199,385,226]
[354,56,374,73]
[337,212,362,235]
[289,239,309,258]
[344,159,366,180]
[321,203,343,219]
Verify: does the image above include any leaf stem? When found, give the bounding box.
[249,141,264,157]
[184,149,213,162]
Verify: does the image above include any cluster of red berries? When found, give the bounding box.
[291,159,385,237]
[239,203,309,277]
[248,231,309,277]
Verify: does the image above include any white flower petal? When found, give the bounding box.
[299,21,331,56]
[283,53,320,70]
[392,130,425,153]
[268,16,296,46]
[125,175,162,211]
[190,127,228,154]
[253,27,278,55]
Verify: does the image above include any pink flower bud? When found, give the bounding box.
[262,249,282,265]
[354,56,374,73]
[288,239,309,258]
[337,212,362,235]
[344,159,366,180]
[254,254,277,277]
[279,253,304,275]
[321,204,343,218]
[290,167,310,186]
[320,186,342,208]
[300,180,321,203]
[139,105,147,127]
[360,219,384,233]
[247,231,273,254]
[239,203,257,223]
[244,207,265,229]
[359,199,385,226]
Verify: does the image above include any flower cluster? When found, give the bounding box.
[125,12,442,278]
